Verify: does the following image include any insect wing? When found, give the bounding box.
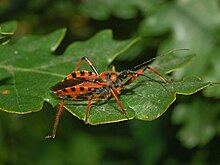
[50,70,99,91]
[50,78,86,91]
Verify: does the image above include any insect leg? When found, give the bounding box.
[85,97,92,123]
[74,57,99,75]
[121,76,136,88]
[121,66,168,88]
[146,66,168,84]
[46,99,64,139]
[110,88,128,119]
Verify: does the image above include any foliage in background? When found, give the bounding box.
[0,0,220,165]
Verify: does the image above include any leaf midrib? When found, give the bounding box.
[0,64,64,78]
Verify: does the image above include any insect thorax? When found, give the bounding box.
[97,72,123,87]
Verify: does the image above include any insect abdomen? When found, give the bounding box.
[63,71,97,81]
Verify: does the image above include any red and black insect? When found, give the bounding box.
[47,56,168,138]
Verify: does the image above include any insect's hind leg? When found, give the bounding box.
[74,57,99,75]
[85,97,92,124]
[46,99,65,139]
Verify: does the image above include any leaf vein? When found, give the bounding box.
[0,64,64,78]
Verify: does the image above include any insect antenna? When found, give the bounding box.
[129,48,189,84]
[130,48,189,71]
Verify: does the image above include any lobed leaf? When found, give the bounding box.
[0,28,213,125]
[0,29,140,115]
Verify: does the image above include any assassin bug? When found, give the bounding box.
[47,56,168,138]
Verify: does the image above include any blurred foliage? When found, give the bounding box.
[139,0,220,98]
[0,0,220,165]
[172,98,220,148]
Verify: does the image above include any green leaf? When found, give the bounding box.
[0,21,17,44]
[0,28,67,113]
[0,29,139,115]
[0,28,213,125]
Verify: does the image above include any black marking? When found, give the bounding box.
[80,87,84,91]
[88,71,93,76]
[71,72,77,78]
[66,95,73,99]
[80,71,85,76]
[71,87,76,92]
[88,87,92,91]
[62,89,68,92]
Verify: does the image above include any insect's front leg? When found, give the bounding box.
[146,66,168,84]
[121,76,137,88]
[109,88,128,119]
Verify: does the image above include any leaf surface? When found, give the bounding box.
[0,29,140,115]
[0,29,212,125]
